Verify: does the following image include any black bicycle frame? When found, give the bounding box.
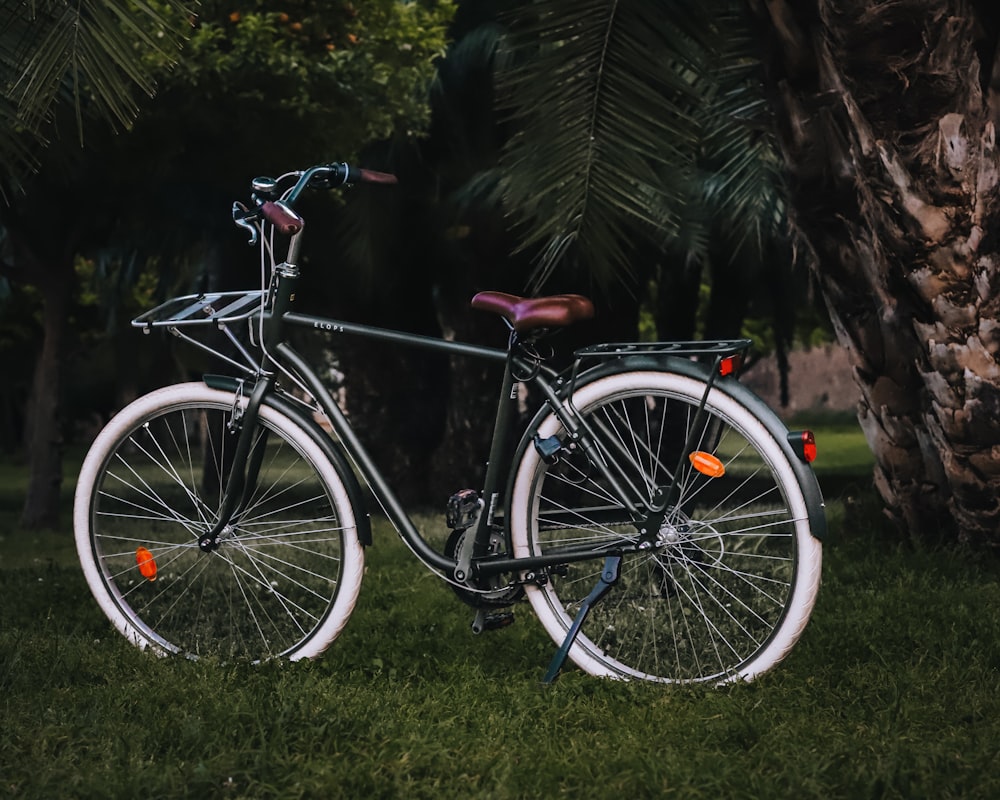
[228,261,641,584]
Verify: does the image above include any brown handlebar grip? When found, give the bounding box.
[260,200,304,235]
[357,168,398,185]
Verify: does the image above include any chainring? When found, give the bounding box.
[444,527,524,609]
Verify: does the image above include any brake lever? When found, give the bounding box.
[232,202,259,246]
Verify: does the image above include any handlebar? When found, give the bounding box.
[273,161,397,203]
[233,161,397,241]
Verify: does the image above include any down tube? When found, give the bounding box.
[275,341,457,574]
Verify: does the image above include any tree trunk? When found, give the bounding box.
[752,0,1000,542]
[20,253,73,529]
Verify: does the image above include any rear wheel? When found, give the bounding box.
[509,370,822,683]
[74,382,365,661]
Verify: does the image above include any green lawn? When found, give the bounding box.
[3,423,999,798]
[811,423,876,475]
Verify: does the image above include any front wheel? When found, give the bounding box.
[509,369,822,684]
[74,382,365,661]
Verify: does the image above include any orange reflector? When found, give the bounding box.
[136,547,157,581]
[689,451,726,478]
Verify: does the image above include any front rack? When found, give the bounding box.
[131,290,269,378]
[132,290,267,331]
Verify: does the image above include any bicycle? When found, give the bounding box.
[73,161,826,684]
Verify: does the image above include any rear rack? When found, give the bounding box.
[565,339,753,396]
[132,290,266,331]
[574,339,752,360]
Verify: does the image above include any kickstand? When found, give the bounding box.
[542,556,621,684]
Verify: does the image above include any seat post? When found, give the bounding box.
[477,342,521,531]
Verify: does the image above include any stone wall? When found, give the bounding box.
[740,343,859,419]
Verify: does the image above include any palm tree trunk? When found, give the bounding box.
[751,0,1000,542]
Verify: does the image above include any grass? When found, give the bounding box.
[3,423,1000,798]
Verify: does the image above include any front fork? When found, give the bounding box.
[197,374,274,552]
[197,260,298,553]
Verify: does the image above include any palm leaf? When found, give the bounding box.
[494,0,716,292]
[0,0,191,188]
[696,3,787,264]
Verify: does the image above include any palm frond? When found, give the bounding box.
[696,3,787,264]
[0,0,191,188]
[495,0,716,292]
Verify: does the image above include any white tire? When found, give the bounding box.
[74,382,365,661]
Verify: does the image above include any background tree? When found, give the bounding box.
[0,1,455,527]
[749,0,1000,543]
[491,0,1000,543]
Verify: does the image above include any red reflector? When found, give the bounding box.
[136,547,157,581]
[801,431,817,463]
[719,354,744,377]
[787,430,817,463]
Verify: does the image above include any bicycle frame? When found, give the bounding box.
[136,266,764,591]
[243,260,654,585]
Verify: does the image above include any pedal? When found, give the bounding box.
[446,489,480,530]
[471,609,515,634]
